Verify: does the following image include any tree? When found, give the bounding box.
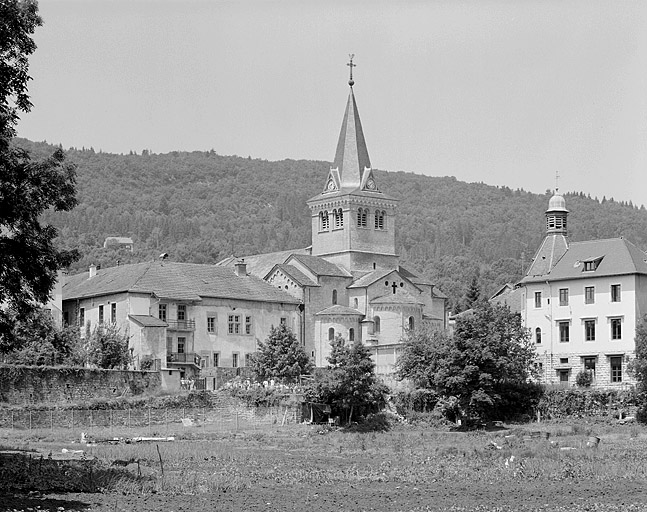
[88,323,131,369]
[631,316,647,423]
[462,275,481,311]
[0,1,79,343]
[1,306,86,366]
[306,335,385,424]
[251,323,313,383]
[396,301,535,424]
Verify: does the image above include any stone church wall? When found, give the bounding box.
[0,365,162,405]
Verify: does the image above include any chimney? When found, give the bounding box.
[234,259,247,277]
[88,264,97,279]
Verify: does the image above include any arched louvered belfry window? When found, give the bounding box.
[328,327,335,341]
[373,316,381,334]
[332,289,338,305]
[320,210,329,231]
[374,210,385,230]
[334,208,343,228]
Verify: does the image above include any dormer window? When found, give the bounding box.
[582,256,603,272]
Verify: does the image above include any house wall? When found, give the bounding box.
[523,274,638,387]
[314,314,362,366]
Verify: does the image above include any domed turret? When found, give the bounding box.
[546,191,568,234]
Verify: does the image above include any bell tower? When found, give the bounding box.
[307,56,398,273]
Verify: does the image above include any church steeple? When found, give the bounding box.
[546,190,568,235]
[307,57,398,273]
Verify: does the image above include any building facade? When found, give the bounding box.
[62,261,301,378]
[520,192,647,387]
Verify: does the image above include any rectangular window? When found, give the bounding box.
[158,304,167,322]
[98,305,104,324]
[560,357,569,364]
[228,314,240,334]
[611,318,622,340]
[280,317,287,325]
[213,353,220,367]
[207,316,216,333]
[585,286,595,304]
[611,284,621,302]
[232,353,239,368]
[559,321,570,343]
[559,288,569,306]
[245,316,252,335]
[177,337,186,354]
[559,370,569,384]
[584,320,596,341]
[111,303,117,323]
[610,356,623,382]
[79,307,85,327]
[177,304,186,321]
[534,291,542,308]
[584,357,596,373]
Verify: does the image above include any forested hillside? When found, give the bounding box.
[18,139,647,312]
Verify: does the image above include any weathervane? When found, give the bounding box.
[347,54,356,87]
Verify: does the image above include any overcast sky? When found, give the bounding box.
[17,0,647,206]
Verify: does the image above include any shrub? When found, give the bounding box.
[576,370,593,387]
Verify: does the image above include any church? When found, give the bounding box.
[219,62,447,372]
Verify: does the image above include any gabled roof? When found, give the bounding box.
[216,247,310,279]
[315,305,364,316]
[129,315,168,327]
[522,237,647,284]
[269,264,319,287]
[288,254,352,278]
[64,261,300,304]
[489,284,524,315]
[371,290,424,306]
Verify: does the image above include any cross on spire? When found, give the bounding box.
[555,169,560,194]
[347,54,356,87]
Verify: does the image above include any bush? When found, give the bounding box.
[391,389,439,414]
[576,370,593,387]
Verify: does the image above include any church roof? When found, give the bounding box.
[349,268,395,288]
[525,234,569,277]
[522,237,647,284]
[315,305,364,316]
[371,290,424,306]
[289,254,352,278]
[64,261,300,305]
[216,248,310,279]
[272,264,319,287]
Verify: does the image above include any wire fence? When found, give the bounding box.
[0,405,302,435]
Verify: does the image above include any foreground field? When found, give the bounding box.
[2,419,647,511]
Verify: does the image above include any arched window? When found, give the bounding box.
[328,327,335,341]
[320,210,329,231]
[408,316,415,330]
[535,327,542,344]
[373,316,381,334]
[375,210,385,230]
[332,289,338,305]
[349,328,355,342]
[334,208,343,228]
[357,207,368,228]
[353,298,358,308]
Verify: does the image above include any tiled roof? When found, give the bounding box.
[371,290,424,306]
[216,248,310,279]
[64,261,300,304]
[489,285,524,315]
[348,268,396,288]
[272,264,319,287]
[522,238,647,284]
[525,234,568,277]
[289,254,352,278]
[316,305,364,316]
[398,266,432,286]
[129,315,168,327]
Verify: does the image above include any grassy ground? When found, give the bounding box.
[2,416,647,511]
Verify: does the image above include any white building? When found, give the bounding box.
[519,192,647,387]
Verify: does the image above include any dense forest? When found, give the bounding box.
[18,139,647,312]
